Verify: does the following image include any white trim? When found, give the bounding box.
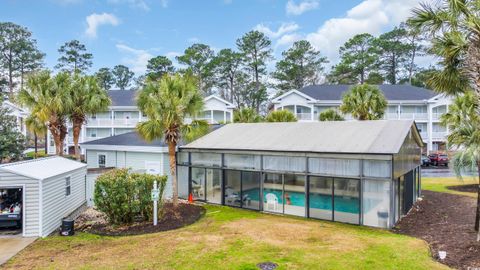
[81,144,169,153]
[271,90,315,103]
[204,95,235,108]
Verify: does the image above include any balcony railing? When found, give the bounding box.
[399,113,428,120]
[431,131,447,140]
[432,113,444,121]
[296,113,313,121]
[86,118,141,127]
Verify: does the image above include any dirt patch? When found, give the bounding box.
[393,190,480,270]
[75,203,205,236]
[447,184,478,193]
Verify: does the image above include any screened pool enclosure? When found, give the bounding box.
[177,121,423,228]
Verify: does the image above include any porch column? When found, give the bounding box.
[427,104,433,154]
[210,110,214,124]
[311,105,314,121]
[223,111,226,123]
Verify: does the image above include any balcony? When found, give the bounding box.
[432,113,444,121]
[296,113,313,121]
[431,131,447,140]
[84,136,108,142]
[113,118,140,127]
[399,113,428,120]
[86,118,141,127]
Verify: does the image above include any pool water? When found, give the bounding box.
[243,189,359,214]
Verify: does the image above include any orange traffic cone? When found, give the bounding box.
[188,193,193,204]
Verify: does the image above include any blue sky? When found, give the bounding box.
[1,0,429,75]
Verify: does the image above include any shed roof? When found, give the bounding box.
[181,120,421,154]
[0,156,86,180]
[298,84,437,101]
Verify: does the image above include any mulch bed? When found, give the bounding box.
[447,184,478,193]
[75,202,205,236]
[393,190,480,270]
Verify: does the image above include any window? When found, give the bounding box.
[263,156,306,172]
[333,178,360,224]
[362,179,390,228]
[65,176,71,196]
[308,158,360,177]
[309,176,333,220]
[224,154,261,170]
[363,160,391,178]
[191,153,221,167]
[98,154,106,168]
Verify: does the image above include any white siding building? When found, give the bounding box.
[2,100,27,137]
[271,85,452,153]
[0,157,86,237]
[47,91,235,155]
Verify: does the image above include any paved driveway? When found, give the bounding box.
[0,237,36,265]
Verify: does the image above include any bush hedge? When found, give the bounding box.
[94,169,167,225]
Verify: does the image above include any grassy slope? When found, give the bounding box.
[5,205,447,270]
[422,176,478,198]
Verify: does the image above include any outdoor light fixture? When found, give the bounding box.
[438,251,447,260]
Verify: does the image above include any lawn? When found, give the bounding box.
[5,205,447,270]
[422,176,478,198]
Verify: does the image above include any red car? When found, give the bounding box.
[428,153,449,167]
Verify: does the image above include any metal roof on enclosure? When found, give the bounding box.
[181,120,422,154]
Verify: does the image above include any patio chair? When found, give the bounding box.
[265,193,278,211]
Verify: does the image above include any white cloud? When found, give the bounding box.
[286,0,319,16]
[160,0,168,8]
[116,44,153,74]
[304,0,428,64]
[108,0,150,11]
[276,33,302,47]
[85,13,120,38]
[254,22,299,39]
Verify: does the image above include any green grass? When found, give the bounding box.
[25,149,47,158]
[422,176,478,197]
[5,205,447,270]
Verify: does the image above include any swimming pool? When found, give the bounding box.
[243,189,359,214]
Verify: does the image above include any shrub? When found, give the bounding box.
[319,109,344,121]
[265,110,297,122]
[94,169,167,225]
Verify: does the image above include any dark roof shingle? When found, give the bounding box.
[299,84,437,101]
[108,90,137,106]
[81,131,166,147]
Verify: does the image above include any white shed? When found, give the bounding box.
[0,157,87,237]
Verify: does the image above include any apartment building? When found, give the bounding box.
[271,85,452,153]
[47,90,235,155]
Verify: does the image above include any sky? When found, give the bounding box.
[1,0,433,76]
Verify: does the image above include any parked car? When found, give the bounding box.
[421,155,431,167]
[428,153,449,167]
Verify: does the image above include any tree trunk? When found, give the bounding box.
[44,132,48,154]
[34,133,38,159]
[72,119,83,161]
[476,162,480,232]
[168,141,178,207]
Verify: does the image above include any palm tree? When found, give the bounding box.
[265,110,297,122]
[441,92,480,238]
[136,73,209,207]
[18,71,70,156]
[410,0,480,98]
[233,107,262,123]
[339,84,387,120]
[68,73,111,161]
[25,115,47,158]
[319,109,345,121]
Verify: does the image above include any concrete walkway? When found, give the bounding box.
[0,236,36,265]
